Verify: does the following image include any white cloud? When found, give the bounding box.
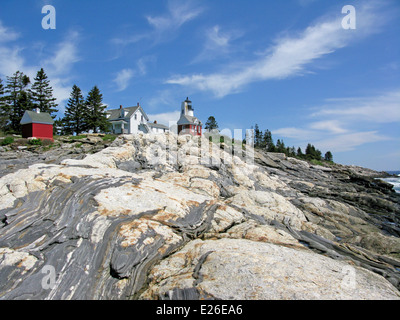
[147,110,181,126]
[0,21,20,43]
[308,120,348,134]
[311,90,400,123]
[113,0,203,47]
[0,23,81,110]
[166,2,381,98]
[136,55,156,76]
[313,131,390,152]
[44,31,80,75]
[272,127,315,140]
[146,0,203,33]
[0,46,27,77]
[273,89,399,153]
[192,25,243,63]
[113,68,134,92]
[207,25,231,48]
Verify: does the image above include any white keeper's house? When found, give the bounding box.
[106,103,169,135]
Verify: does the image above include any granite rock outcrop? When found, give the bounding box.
[0,133,399,300]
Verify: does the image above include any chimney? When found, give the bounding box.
[154,120,157,124]
[34,108,40,114]
[137,102,140,107]
[120,105,123,109]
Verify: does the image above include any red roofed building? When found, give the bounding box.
[20,108,54,141]
[177,98,202,136]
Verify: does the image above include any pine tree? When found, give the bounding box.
[297,147,303,158]
[63,85,87,135]
[85,86,108,133]
[324,151,333,162]
[288,146,296,157]
[0,78,6,129]
[4,71,31,132]
[254,124,262,148]
[276,139,286,153]
[305,143,322,160]
[205,116,219,132]
[263,129,275,151]
[30,68,58,118]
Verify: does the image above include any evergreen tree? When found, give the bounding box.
[263,129,275,151]
[53,117,64,135]
[204,116,219,131]
[297,147,303,158]
[0,78,7,130]
[30,68,58,118]
[288,146,296,157]
[254,124,262,148]
[4,71,31,132]
[305,143,313,157]
[305,143,322,160]
[85,86,108,133]
[324,151,333,162]
[315,148,322,161]
[63,85,87,135]
[276,139,286,153]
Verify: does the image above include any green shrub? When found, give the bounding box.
[68,135,87,140]
[102,134,117,142]
[28,138,43,146]
[1,137,14,146]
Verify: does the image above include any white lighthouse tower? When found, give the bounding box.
[177,97,202,136]
[181,97,194,117]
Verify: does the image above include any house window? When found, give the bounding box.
[141,115,144,122]
[135,114,137,120]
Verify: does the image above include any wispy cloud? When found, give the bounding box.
[0,21,20,43]
[44,31,80,75]
[308,120,349,134]
[136,55,156,75]
[273,89,399,152]
[311,90,400,123]
[147,0,203,33]
[113,68,134,92]
[166,2,384,98]
[147,110,181,126]
[0,21,30,77]
[272,127,315,140]
[192,25,243,63]
[113,0,204,46]
[40,31,81,108]
[0,23,81,111]
[313,131,390,152]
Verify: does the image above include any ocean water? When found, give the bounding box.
[381,171,400,194]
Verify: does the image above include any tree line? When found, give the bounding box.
[205,116,333,163]
[0,69,108,136]
[253,123,333,162]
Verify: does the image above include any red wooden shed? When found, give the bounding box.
[20,108,54,141]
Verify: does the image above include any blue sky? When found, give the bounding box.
[0,0,399,171]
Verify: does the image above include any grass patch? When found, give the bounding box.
[0,137,14,146]
[28,138,43,146]
[102,134,117,142]
[68,134,87,140]
[309,159,324,166]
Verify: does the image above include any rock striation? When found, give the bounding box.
[0,133,399,300]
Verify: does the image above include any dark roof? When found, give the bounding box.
[147,122,169,130]
[177,114,202,126]
[106,106,149,121]
[20,110,54,125]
